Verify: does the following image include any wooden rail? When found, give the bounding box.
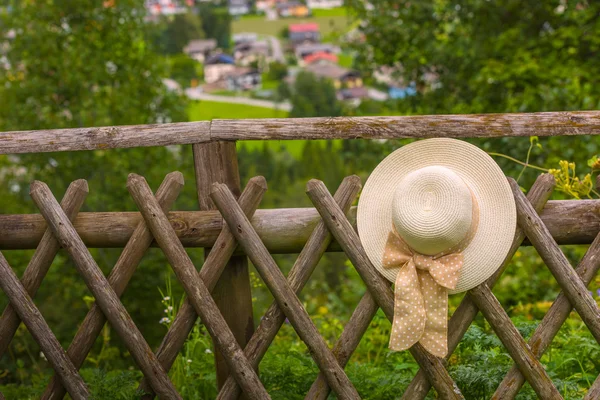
[1,111,600,154]
[0,200,597,251]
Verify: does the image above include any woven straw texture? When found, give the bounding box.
[357,138,516,293]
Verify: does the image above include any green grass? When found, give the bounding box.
[311,7,349,17]
[187,100,287,120]
[338,52,354,68]
[232,14,351,36]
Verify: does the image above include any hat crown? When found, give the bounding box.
[392,166,473,255]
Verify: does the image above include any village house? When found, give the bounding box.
[233,32,259,46]
[304,61,362,89]
[307,0,343,8]
[234,40,270,66]
[289,23,321,46]
[228,0,250,16]
[183,39,217,63]
[300,51,338,67]
[294,42,340,60]
[203,53,236,84]
[277,2,310,17]
[225,67,262,91]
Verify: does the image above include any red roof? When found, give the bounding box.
[303,52,338,64]
[289,23,319,33]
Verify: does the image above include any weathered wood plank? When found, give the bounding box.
[0,252,90,400]
[2,112,600,155]
[42,172,184,400]
[193,141,255,390]
[493,229,600,399]
[402,174,556,399]
[0,199,597,251]
[305,179,464,400]
[468,284,562,399]
[0,179,88,359]
[510,178,600,344]
[29,181,182,400]
[211,111,600,141]
[210,182,362,400]
[138,176,267,399]
[0,122,210,154]
[127,174,270,400]
[217,175,361,400]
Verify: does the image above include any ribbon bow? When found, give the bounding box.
[382,229,468,357]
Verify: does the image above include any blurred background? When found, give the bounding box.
[1,1,600,398]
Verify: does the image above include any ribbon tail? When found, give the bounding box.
[389,262,426,351]
[417,271,449,357]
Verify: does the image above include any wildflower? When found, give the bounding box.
[159,317,171,325]
[187,359,193,364]
[164,309,169,313]
[318,306,328,315]
[168,306,173,311]
[597,288,600,298]
[205,349,212,354]
[163,296,171,301]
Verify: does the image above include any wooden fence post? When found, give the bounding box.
[192,141,255,389]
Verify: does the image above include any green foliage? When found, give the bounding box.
[289,72,342,117]
[167,54,201,87]
[198,5,232,49]
[267,61,289,81]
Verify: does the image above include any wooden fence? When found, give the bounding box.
[0,111,600,399]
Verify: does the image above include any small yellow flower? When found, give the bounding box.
[317,306,328,315]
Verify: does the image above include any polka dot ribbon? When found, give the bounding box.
[382,198,479,357]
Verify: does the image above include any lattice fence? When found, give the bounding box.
[0,112,599,399]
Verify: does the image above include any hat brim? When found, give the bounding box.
[357,138,516,294]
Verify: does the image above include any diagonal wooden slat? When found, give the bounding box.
[137,175,268,399]
[0,252,90,399]
[493,230,600,399]
[217,175,362,400]
[468,284,563,399]
[210,182,362,400]
[306,292,379,400]
[305,179,464,399]
[585,374,600,400]
[42,172,184,400]
[402,173,556,399]
[509,178,600,342]
[127,174,270,400]
[0,179,88,358]
[29,181,182,400]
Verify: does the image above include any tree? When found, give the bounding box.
[0,0,190,355]
[199,5,232,49]
[155,12,205,55]
[267,61,288,81]
[289,72,342,117]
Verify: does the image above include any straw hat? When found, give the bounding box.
[357,138,516,293]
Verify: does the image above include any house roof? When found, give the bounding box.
[295,43,339,57]
[338,86,369,100]
[184,39,217,54]
[303,51,338,64]
[289,23,319,33]
[305,62,353,80]
[205,53,235,65]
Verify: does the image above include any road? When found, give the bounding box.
[185,88,292,111]
[268,35,285,63]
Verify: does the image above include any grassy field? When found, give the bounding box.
[232,13,352,36]
[188,100,287,120]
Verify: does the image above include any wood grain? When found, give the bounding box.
[510,178,600,343]
[305,179,464,400]
[29,181,182,400]
[402,173,556,399]
[0,121,210,154]
[137,176,267,399]
[193,141,255,390]
[217,175,362,400]
[0,199,597,251]
[210,182,362,400]
[127,174,270,400]
[42,172,184,400]
[2,112,600,155]
[0,252,89,400]
[493,229,600,399]
[0,179,88,359]
[211,112,600,140]
[468,284,562,399]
